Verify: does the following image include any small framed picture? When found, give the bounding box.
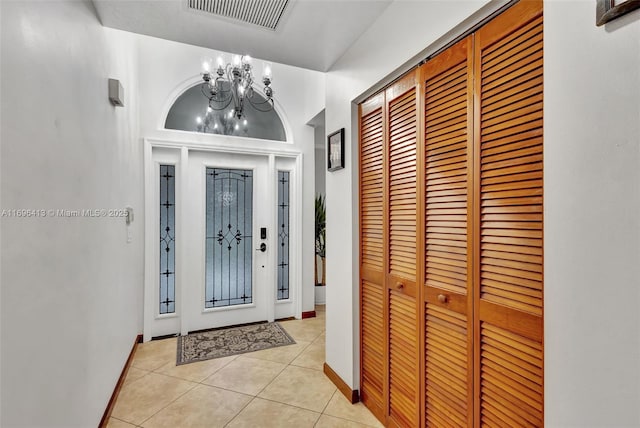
[596,0,640,26]
[327,128,345,172]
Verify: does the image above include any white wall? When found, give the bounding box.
[323,0,490,389]
[544,2,640,426]
[135,35,325,315]
[0,1,143,427]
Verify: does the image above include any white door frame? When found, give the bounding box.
[143,137,303,341]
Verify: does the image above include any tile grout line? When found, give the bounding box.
[134,372,200,427]
[247,394,325,415]
[107,415,134,426]
[313,389,338,427]
[152,354,240,385]
[247,344,335,415]
[320,389,337,415]
[223,395,258,427]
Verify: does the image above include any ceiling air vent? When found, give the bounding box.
[188,0,290,31]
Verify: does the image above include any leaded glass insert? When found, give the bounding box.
[205,168,253,308]
[277,171,290,300]
[159,165,176,315]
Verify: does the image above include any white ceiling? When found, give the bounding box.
[91,0,393,72]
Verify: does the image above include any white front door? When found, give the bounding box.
[186,151,270,331]
[144,143,300,340]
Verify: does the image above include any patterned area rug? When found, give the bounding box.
[177,322,295,365]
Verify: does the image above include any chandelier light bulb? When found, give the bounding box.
[232,55,241,67]
[207,106,213,113]
[214,123,218,129]
[243,119,248,126]
[263,63,272,79]
[196,116,202,124]
[201,56,212,73]
[242,55,252,65]
[235,123,239,130]
[229,110,234,118]
[216,55,225,67]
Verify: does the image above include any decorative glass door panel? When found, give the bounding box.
[159,165,176,315]
[205,168,254,308]
[274,157,296,320]
[277,171,290,300]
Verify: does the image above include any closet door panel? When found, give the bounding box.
[359,94,386,422]
[421,36,474,428]
[386,75,419,428]
[474,1,544,426]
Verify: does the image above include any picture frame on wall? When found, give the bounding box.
[596,0,640,26]
[327,128,345,172]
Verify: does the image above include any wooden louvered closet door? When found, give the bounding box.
[385,73,420,428]
[358,2,543,427]
[420,36,474,428]
[473,1,544,427]
[359,93,386,422]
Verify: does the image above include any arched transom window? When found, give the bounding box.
[165,84,287,142]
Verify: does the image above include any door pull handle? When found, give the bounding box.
[256,243,267,252]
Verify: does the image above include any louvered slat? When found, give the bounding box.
[425,304,468,427]
[389,291,418,427]
[425,59,469,295]
[480,322,543,427]
[360,108,384,271]
[361,280,384,408]
[479,14,543,316]
[389,90,417,279]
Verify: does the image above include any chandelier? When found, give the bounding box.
[200,54,274,122]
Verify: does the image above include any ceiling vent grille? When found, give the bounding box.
[188,0,290,30]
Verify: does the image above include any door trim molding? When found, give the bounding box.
[143,137,304,341]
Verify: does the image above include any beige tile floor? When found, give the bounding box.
[108,306,383,428]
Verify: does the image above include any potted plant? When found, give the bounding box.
[315,194,326,286]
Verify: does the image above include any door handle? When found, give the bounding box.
[256,242,266,252]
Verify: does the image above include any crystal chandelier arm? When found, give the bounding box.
[201,83,234,112]
[211,97,234,111]
[246,96,275,112]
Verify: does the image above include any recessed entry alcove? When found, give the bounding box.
[164,84,287,142]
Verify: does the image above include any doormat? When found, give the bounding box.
[176,322,295,365]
